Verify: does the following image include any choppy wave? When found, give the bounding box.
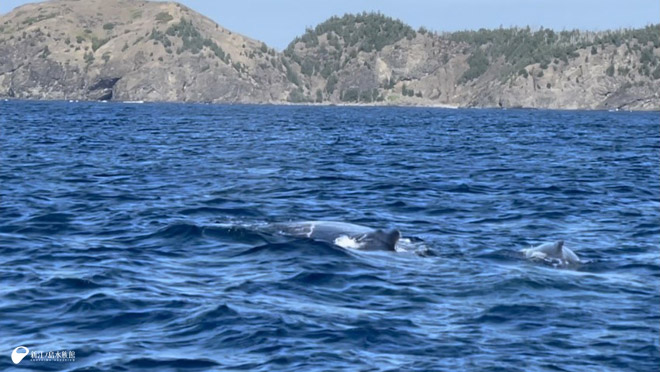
[0,102,658,371]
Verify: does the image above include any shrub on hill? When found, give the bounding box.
[459,47,490,82]
[284,12,416,78]
[165,19,229,63]
[446,25,660,80]
[155,12,174,23]
[293,12,416,52]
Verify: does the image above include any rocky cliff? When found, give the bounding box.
[1,1,658,110]
[0,0,294,102]
[283,14,660,110]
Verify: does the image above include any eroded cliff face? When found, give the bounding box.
[0,1,658,110]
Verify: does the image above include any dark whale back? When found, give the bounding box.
[276,221,401,252]
[356,229,401,251]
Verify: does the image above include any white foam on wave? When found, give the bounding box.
[521,246,580,267]
[394,237,431,254]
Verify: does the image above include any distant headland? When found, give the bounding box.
[0,0,658,110]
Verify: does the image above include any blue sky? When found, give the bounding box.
[2,0,658,50]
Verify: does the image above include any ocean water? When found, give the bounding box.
[0,101,658,372]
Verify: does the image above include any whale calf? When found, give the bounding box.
[521,240,580,265]
[275,221,401,251]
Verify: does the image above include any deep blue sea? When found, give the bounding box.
[1,101,658,371]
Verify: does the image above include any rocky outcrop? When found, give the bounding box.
[0,1,658,110]
[0,0,294,103]
[282,15,660,110]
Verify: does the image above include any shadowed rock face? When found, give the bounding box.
[0,1,658,110]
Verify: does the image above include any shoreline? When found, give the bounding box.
[1,97,656,112]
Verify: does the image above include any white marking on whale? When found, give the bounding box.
[333,235,363,249]
[306,223,315,238]
[521,240,580,265]
[276,221,401,251]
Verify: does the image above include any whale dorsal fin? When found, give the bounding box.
[356,229,401,251]
[378,229,401,251]
[554,240,564,254]
[376,230,401,251]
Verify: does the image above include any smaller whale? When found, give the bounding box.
[275,221,401,251]
[521,240,580,265]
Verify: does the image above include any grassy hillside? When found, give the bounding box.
[0,0,292,102]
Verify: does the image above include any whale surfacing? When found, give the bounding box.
[277,221,401,251]
[521,240,580,265]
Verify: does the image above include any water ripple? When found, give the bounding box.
[0,102,658,371]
